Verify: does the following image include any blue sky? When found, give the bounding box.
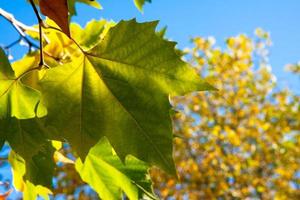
[1,0,300,91]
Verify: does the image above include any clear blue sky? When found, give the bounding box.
[0,0,300,91]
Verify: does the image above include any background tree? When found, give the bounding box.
[151,30,300,199]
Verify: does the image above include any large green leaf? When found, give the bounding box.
[41,19,213,175]
[0,48,45,119]
[75,137,155,200]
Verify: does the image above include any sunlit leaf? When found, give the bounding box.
[41,19,213,175]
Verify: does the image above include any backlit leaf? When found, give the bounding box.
[9,148,55,199]
[75,137,155,200]
[134,0,152,11]
[40,19,214,175]
[68,0,102,16]
[0,48,45,119]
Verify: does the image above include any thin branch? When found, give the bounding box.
[4,37,22,49]
[29,0,45,68]
[0,8,39,35]
[0,8,61,66]
[0,157,8,161]
[0,8,40,51]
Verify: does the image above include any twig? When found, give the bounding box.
[29,0,45,68]
[0,8,40,51]
[4,37,22,49]
[0,8,39,35]
[0,8,61,65]
[0,157,8,161]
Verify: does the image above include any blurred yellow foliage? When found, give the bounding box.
[151,30,300,199]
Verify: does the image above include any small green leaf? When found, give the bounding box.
[68,0,102,16]
[1,117,56,188]
[25,142,56,187]
[9,149,54,199]
[0,118,48,160]
[0,48,45,119]
[75,138,155,200]
[134,0,152,11]
[0,48,14,79]
[71,19,115,50]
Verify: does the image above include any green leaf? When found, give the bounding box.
[0,139,4,150]
[0,118,48,160]
[75,137,155,200]
[1,117,56,187]
[68,0,102,16]
[0,48,45,119]
[71,19,115,50]
[68,0,148,14]
[25,142,56,187]
[40,19,213,175]
[23,181,51,200]
[9,149,54,200]
[0,48,14,79]
[156,26,167,38]
[134,0,152,11]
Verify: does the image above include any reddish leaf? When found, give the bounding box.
[40,0,70,36]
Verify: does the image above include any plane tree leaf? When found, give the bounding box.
[27,18,114,60]
[75,137,155,200]
[0,48,45,120]
[40,19,214,175]
[0,118,48,161]
[0,117,56,188]
[9,150,54,200]
[24,142,56,187]
[0,48,54,188]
